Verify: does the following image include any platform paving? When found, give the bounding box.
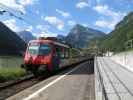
[96,57,133,100]
[7,61,94,100]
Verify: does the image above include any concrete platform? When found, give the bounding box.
[7,61,94,100]
[95,57,133,100]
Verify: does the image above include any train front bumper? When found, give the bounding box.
[21,64,47,72]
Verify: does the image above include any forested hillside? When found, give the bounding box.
[99,12,133,52]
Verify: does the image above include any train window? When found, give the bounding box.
[38,44,51,55]
[64,49,69,58]
[28,44,51,55]
[55,46,65,58]
[61,48,65,58]
[54,47,59,57]
[28,44,39,55]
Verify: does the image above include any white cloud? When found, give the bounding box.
[56,9,71,18]
[67,20,76,26]
[3,19,20,32]
[93,5,118,16]
[36,24,50,32]
[0,0,25,13]
[0,0,37,13]
[39,33,57,38]
[3,19,33,32]
[82,23,88,27]
[35,10,40,14]
[36,25,43,30]
[95,20,113,29]
[44,16,64,31]
[36,24,57,38]
[93,5,126,29]
[18,0,37,6]
[26,25,33,32]
[41,15,45,20]
[96,0,103,4]
[76,2,89,9]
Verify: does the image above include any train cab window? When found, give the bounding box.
[28,44,51,55]
[38,44,51,55]
[28,44,39,55]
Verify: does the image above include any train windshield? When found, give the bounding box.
[28,43,51,55]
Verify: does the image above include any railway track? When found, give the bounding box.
[0,59,90,100]
[0,74,48,100]
[100,58,133,100]
[0,74,34,90]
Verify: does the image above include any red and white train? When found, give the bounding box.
[21,37,86,75]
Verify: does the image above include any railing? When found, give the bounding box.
[95,57,108,100]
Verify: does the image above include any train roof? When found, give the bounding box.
[29,39,70,48]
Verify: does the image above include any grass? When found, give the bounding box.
[0,67,26,82]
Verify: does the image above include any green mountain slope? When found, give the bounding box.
[100,12,133,52]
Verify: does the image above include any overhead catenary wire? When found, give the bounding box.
[0,2,59,35]
[0,3,35,26]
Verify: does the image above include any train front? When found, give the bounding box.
[21,40,52,75]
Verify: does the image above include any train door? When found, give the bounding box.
[55,46,65,68]
[52,45,60,71]
[62,48,70,66]
[59,47,65,68]
[54,45,66,68]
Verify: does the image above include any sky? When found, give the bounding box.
[0,0,133,37]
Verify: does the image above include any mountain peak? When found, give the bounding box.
[70,24,86,35]
[66,24,105,48]
[18,30,36,43]
[74,24,85,28]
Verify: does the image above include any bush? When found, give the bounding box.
[0,67,26,82]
